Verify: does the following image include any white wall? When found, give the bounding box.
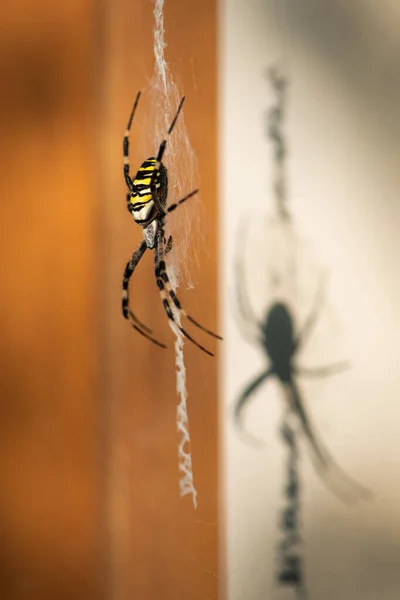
[220,1,400,599]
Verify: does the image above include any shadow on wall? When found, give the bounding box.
[266,0,400,139]
[227,47,400,598]
[232,223,374,599]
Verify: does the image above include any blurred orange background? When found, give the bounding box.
[0,1,219,599]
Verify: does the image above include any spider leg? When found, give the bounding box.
[165,235,173,254]
[167,189,199,213]
[126,193,134,214]
[234,369,273,447]
[154,230,220,356]
[123,91,141,192]
[233,219,261,344]
[150,185,199,222]
[286,377,371,503]
[122,239,167,349]
[156,227,221,340]
[128,319,166,349]
[294,273,328,351]
[295,362,350,378]
[285,378,329,468]
[156,250,222,341]
[148,97,186,216]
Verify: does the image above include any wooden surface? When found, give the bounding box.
[0,1,102,599]
[0,0,220,599]
[101,1,220,599]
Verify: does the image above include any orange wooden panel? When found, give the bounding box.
[0,2,102,599]
[99,1,220,599]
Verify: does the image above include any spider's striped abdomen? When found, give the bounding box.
[130,158,167,226]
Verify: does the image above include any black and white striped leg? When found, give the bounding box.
[148,97,187,215]
[155,97,185,169]
[154,230,222,356]
[158,234,222,340]
[165,236,173,254]
[123,90,141,192]
[122,239,166,349]
[167,189,199,213]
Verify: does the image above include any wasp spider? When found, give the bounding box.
[122,92,222,356]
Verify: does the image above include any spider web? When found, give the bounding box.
[141,2,201,291]
[143,0,200,508]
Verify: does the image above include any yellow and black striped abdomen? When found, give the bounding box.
[130,158,168,226]
[132,158,156,204]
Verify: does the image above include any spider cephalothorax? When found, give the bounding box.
[121,92,222,355]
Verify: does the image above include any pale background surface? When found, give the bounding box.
[220,1,400,599]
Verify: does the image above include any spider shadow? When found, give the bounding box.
[232,230,371,505]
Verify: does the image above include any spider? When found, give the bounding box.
[233,246,370,502]
[121,91,222,356]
